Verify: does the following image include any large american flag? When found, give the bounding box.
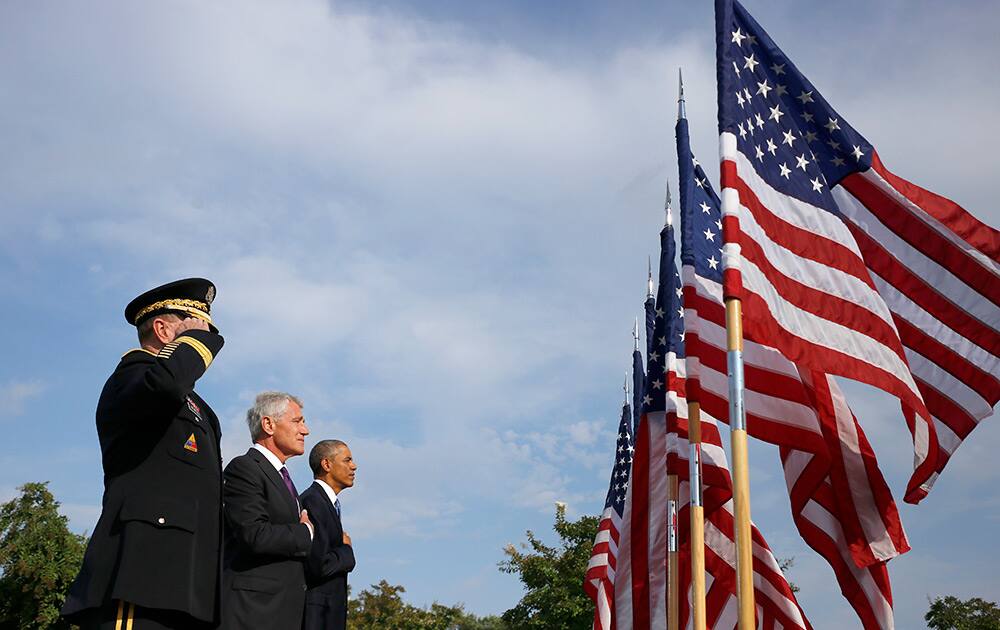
[679,85,897,626]
[714,0,1000,504]
[585,400,635,630]
[615,192,807,629]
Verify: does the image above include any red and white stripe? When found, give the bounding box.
[719,134,942,503]
[660,349,809,630]
[614,407,669,630]
[683,268,900,628]
[836,154,1000,501]
[684,270,908,566]
[668,433,810,630]
[585,504,621,630]
[781,448,894,629]
[704,500,813,630]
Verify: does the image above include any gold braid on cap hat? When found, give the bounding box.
[134,299,212,324]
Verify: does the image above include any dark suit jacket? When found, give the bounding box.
[62,330,225,625]
[221,448,312,630]
[300,482,355,630]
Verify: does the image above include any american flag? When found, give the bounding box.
[585,400,635,630]
[679,80,897,626]
[614,216,674,630]
[714,0,999,504]
[615,187,807,629]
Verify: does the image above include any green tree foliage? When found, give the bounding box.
[348,579,504,629]
[498,502,598,630]
[0,482,87,630]
[925,595,1000,630]
[776,556,799,593]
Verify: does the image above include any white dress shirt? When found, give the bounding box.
[251,443,312,539]
[313,479,340,515]
[252,442,284,471]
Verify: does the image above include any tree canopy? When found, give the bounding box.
[349,579,504,629]
[925,595,1000,630]
[498,502,598,630]
[0,482,87,630]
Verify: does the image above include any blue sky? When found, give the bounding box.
[1,1,997,627]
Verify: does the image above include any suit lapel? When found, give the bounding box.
[309,482,343,534]
[329,486,346,539]
[323,484,341,528]
[247,448,299,517]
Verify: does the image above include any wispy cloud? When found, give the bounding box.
[0,380,45,417]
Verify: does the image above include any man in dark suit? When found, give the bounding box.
[62,278,225,629]
[300,440,357,630]
[221,391,313,629]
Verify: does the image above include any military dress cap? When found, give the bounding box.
[124,277,217,332]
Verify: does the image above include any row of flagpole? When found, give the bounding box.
[625,69,756,630]
[592,1,998,628]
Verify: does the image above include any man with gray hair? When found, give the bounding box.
[221,392,313,629]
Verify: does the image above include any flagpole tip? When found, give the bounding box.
[677,67,686,121]
[647,255,654,299]
[664,177,673,227]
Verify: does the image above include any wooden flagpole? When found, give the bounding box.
[726,297,754,629]
[688,401,707,630]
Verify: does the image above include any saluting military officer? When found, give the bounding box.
[62,278,226,630]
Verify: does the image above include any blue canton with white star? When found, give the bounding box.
[716,0,875,215]
[603,402,635,514]
[641,221,685,417]
[678,116,725,285]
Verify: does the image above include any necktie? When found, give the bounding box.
[279,467,299,504]
[334,497,341,517]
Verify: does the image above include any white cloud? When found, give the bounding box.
[567,419,603,446]
[0,380,45,417]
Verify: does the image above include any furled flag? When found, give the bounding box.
[645,256,657,360]
[679,81,897,627]
[585,398,635,630]
[633,319,646,434]
[714,0,1000,503]
[615,211,674,630]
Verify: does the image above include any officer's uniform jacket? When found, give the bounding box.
[62,329,225,624]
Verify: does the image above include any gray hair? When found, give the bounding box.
[309,439,347,477]
[246,391,303,442]
[136,312,181,344]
